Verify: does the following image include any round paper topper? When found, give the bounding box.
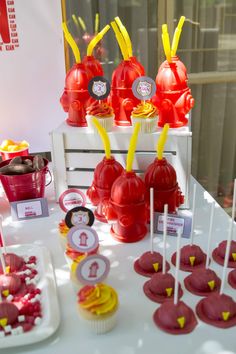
[75,254,110,285]
[59,188,86,212]
[88,76,110,100]
[67,225,99,253]
[65,206,95,228]
[132,76,156,101]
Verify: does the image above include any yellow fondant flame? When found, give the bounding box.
[222,311,230,321]
[6,266,10,274]
[177,316,185,329]
[189,256,195,266]
[166,288,173,297]
[0,318,7,328]
[153,263,159,272]
[232,253,236,261]
[207,280,215,291]
[2,289,9,297]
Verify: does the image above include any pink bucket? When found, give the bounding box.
[0,156,51,202]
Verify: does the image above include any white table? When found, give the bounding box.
[0,177,235,354]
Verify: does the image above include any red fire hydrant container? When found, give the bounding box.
[0,156,50,202]
[109,60,141,126]
[105,170,147,243]
[130,56,145,76]
[60,63,95,127]
[152,56,194,128]
[144,158,184,213]
[87,156,123,223]
[82,55,104,77]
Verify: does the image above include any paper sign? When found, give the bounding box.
[59,189,86,212]
[67,225,99,253]
[154,212,192,238]
[75,255,110,285]
[11,198,49,221]
[132,76,156,100]
[88,76,110,100]
[65,206,94,228]
[0,0,19,51]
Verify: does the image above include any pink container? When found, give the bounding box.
[0,156,51,202]
[0,147,29,161]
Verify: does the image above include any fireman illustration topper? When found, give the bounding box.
[75,254,110,285]
[65,206,95,228]
[67,224,99,253]
[88,76,110,100]
[59,188,86,212]
[132,76,156,101]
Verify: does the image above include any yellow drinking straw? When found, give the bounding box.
[126,123,141,172]
[92,118,111,160]
[161,24,171,63]
[87,24,110,56]
[171,16,185,57]
[78,16,87,32]
[95,13,99,34]
[62,22,81,63]
[157,124,169,160]
[114,16,133,57]
[72,14,80,32]
[111,21,129,61]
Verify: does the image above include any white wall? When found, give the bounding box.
[0,0,66,152]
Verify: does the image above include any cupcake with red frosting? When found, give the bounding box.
[86,101,114,132]
[131,101,158,133]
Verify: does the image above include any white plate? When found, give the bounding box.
[0,244,60,348]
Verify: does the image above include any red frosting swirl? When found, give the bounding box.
[86,101,113,117]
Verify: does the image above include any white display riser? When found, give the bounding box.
[50,122,192,208]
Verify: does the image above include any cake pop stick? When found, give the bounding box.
[150,188,154,254]
[95,13,99,34]
[114,16,133,57]
[220,179,236,294]
[0,247,6,274]
[87,25,110,56]
[126,123,141,172]
[92,118,111,159]
[62,22,81,63]
[161,24,171,63]
[171,16,185,57]
[205,202,215,268]
[190,183,197,245]
[110,21,129,61]
[162,204,168,274]
[174,228,182,305]
[0,216,6,254]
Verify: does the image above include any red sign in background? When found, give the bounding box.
[0,0,19,51]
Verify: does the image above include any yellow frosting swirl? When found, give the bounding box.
[78,284,118,315]
[132,102,157,118]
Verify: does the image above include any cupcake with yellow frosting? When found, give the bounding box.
[86,101,114,132]
[58,219,70,248]
[131,101,158,133]
[77,283,119,334]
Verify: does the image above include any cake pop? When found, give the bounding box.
[228,269,236,289]
[143,204,182,302]
[152,16,194,128]
[184,202,221,296]
[153,229,197,334]
[212,179,236,268]
[87,118,123,222]
[104,123,147,242]
[108,21,142,126]
[144,124,184,214]
[171,184,206,271]
[196,208,236,328]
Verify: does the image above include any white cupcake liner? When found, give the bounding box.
[79,309,117,334]
[131,115,157,133]
[86,114,114,133]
